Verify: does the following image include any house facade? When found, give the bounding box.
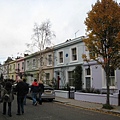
[2,57,13,79]
[24,52,39,85]
[15,57,25,81]
[24,47,54,85]
[53,37,85,89]
[41,47,54,85]
[0,36,120,94]
[83,61,120,94]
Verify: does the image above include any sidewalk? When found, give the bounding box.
[54,97,120,115]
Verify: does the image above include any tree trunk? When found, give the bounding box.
[106,74,110,105]
[105,60,110,105]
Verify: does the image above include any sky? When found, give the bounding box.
[0,0,120,64]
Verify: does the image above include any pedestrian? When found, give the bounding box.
[38,80,44,105]
[2,81,14,117]
[23,78,29,105]
[15,78,28,115]
[30,79,39,106]
[0,82,2,100]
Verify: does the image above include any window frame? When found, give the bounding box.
[57,50,64,64]
[68,71,74,86]
[102,68,116,88]
[47,54,52,66]
[70,46,78,62]
[32,59,36,67]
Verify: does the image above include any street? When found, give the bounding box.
[0,96,120,120]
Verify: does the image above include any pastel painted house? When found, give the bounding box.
[53,36,120,93]
[82,61,120,94]
[16,57,25,81]
[53,37,85,89]
[24,48,54,85]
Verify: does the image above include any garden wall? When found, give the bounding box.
[75,92,118,105]
[55,90,69,98]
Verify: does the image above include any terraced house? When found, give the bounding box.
[24,47,54,85]
[0,36,120,95]
[53,37,85,89]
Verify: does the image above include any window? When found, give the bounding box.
[22,62,24,69]
[12,75,14,79]
[109,69,115,86]
[71,47,77,61]
[68,71,74,86]
[102,68,116,88]
[9,65,12,71]
[46,73,50,84]
[18,63,20,70]
[59,51,63,63]
[27,61,29,67]
[85,67,91,75]
[33,59,36,67]
[46,73,50,79]
[48,54,52,65]
[16,63,20,72]
[13,64,15,69]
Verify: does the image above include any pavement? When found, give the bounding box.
[54,96,120,116]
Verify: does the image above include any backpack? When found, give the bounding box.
[3,93,10,101]
[3,89,10,101]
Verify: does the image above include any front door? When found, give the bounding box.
[86,77,91,89]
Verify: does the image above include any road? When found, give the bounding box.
[0,96,120,120]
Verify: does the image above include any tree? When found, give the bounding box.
[26,20,55,81]
[73,65,82,90]
[82,0,120,106]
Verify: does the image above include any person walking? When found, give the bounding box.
[23,78,29,105]
[2,81,14,117]
[30,79,39,106]
[15,78,28,115]
[38,80,44,105]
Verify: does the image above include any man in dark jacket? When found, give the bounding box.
[15,79,28,115]
[30,79,39,106]
[23,79,29,105]
[38,80,44,105]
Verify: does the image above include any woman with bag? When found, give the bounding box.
[2,81,14,117]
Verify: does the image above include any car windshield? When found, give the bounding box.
[44,84,54,90]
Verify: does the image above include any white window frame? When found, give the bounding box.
[57,50,64,64]
[68,71,74,86]
[47,54,52,66]
[45,73,50,84]
[84,67,92,88]
[102,68,116,89]
[70,46,78,62]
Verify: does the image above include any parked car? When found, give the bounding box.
[27,84,55,102]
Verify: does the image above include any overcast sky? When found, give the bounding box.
[0,0,120,64]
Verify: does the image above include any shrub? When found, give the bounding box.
[102,104,114,110]
[81,88,100,94]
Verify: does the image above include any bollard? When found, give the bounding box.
[118,90,120,106]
